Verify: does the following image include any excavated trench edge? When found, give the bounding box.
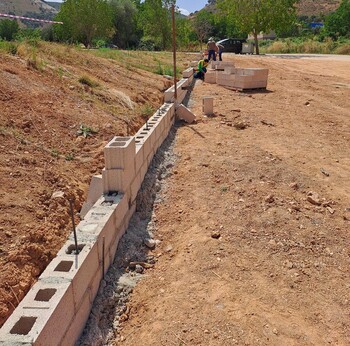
[0,61,200,345]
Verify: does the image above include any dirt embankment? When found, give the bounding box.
[0,43,187,326]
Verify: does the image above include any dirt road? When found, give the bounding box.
[117,55,350,345]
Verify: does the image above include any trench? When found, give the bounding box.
[78,125,179,345]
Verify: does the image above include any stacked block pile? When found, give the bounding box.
[217,67,269,90]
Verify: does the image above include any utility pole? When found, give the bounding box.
[171,4,177,101]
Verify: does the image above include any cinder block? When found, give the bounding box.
[204,71,216,84]
[187,74,194,85]
[111,203,136,263]
[177,89,187,104]
[135,144,144,175]
[0,280,74,346]
[224,66,236,74]
[210,61,220,69]
[176,104,196,124]
[39,242,100,311]
[203,97,214,115]
[164,86,175,102]
[216,61,235,71]
[60,289,92,346]
[183,67,194,78]
[80,175,103,219]
[104,136,135,171]
[135,124,153,160]
[102,167,133,194]
[129,172,142,204]
[140,160,148,182]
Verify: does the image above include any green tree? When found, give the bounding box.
[110,0,139,48]
[176,16,193,49]
[324,0,350,39]
[193,10,214,49]
[138,0,173,50]
[0,19,19,41]
[54,0,114,47]
[218,0,298,54]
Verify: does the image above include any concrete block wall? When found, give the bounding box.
[164,78,189,103]
[183,67,194,78]
[216,68,269,89]
[204,70,216,84]
[210,61,235,70]
[0,65,189,345]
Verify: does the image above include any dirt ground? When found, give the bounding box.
[1,48,350,345]
[0,43,183,327]
[116,55,350,345]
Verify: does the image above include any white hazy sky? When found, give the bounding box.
[51,0,208,16]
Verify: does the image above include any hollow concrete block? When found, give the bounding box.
[140,160,148,182]
[204,71,216,84]
[141,126,156,159]
[80,175,103,219]
[0,280,74,346]
[102,167,132,194]
[129,172,142,205]
[60,289,92,346]
[176,104,196,124]
[104,136,135,171]
[135,144,144,175]
[39,243,99,312]
[164,87,175,103]
[183,67,194,78]
[203,97,214,115]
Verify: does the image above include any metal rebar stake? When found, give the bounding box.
[69,199,79,255]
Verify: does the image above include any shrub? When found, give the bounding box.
[78,76,99,88]
[334,44,350,54]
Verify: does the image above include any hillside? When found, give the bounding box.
[0,0,56,19]
[297,0,341,16]
[0,41,189,327]
[45,1,62,11]
[205,0,341,17]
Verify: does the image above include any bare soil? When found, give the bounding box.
[0,43,185,326]
[1,47,350,345]
[117,55,350,345]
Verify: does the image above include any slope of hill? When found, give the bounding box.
[0,41,188,327]
[44,1,62,11]
[297,0,341,16]
[0,0,56,17]
[205,0,341,17]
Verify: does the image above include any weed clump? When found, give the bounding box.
[78,76,99,88]
[77,124,98,138]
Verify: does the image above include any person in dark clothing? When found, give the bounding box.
[207,37,217,61]
[216,42,224,61]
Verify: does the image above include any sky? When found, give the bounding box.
[176,0,208,15]
[52,0,208,16]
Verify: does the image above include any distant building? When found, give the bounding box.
[248,30,276,40]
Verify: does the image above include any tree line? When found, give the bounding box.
[0,0,349,54]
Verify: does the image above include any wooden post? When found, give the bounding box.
[172,4,177,101]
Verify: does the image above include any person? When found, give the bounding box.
[207,37,217,61]
[216,42,224,61]
[194,58,209,80]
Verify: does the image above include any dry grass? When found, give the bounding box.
[262,38,350,55]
